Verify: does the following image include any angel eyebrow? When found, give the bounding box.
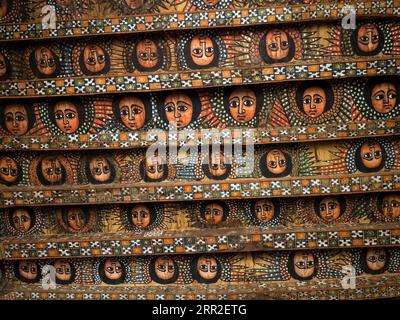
[176,100,191,106]
[128,104,144,109]
[61,108,78,113]
[372,90,385,96]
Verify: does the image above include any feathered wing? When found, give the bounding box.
[220,32,239,68]
[390,140,400,170]
[219,254,248,282]
[227,31,263,67]
[100,205,124,233]
[283,197,315,226]
[89,97,113,133]
[109,39,128,74]
[115,153,140,183]
[316,250,353,279]
[28,103,48,136]
[266,99,290,128]
[297,29,322,60]
[297,144,319,176]
[315,142,351,175]
[246,252,289,282]
[350,96,366,123]
[348,196,373,224]
[389,23,400,55]
[323,25,344,57]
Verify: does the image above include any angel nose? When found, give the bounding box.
[174,109,181,118]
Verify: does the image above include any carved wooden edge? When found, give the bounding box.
[1,121,399,151]
[1,223,399,260]
[1,275,400,300]
[1,1,398,42]
[0,57,398,98]
[1,173,399,207]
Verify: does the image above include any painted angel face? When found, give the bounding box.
[135,39,159,69]
[118,96,146,130]
[228,88,257,123]
[18,261,39,281]
[66,207,87,231]
[89,156,112,183]
[144,155,165,181]
[54,260,72,282]
[371,82,397,113]
[103,259,123,281]
[365,248,387,272]
[82,45,107,74]
[254,199,275,223]
[34,47,58,76]
[4,104,29,136]
[360,142,383,170]
[208,151,228,178]
[0,0,8,18]
[40,156,64,184]
[265,29,290,61]
[53,101,80,134]
[131,204,151,228]
[302,86,326,117]
[164,93,193,128]
[11,209,32,233]
[357,24,380,54]
[318,197,341,221]
[293,252,316,279]
[203,203,224,225]
[190,34,215,67]
[124,0,144,9]
[265,149,287,176]
[382,194,400,218]
[0,156,18,184]
[196,256,218,281]
[154,256,176,280]
[0,52,7,77]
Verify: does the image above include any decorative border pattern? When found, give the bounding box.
[1,120,398,151]
[1,275,400,300]
[0,1,399,41]
[1,224,400,260]
[1,173,400,207]
[0,58,399,98]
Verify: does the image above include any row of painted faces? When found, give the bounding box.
[9,249,392,285]
[6,194,400,234]
[0,141,390,186]
[2,79,399,134]
[0,23,388,80]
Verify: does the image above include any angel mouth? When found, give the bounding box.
[173,121,184,128]
[11,129,24,135]
[236,116,247,122]
[63,126,73,132]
